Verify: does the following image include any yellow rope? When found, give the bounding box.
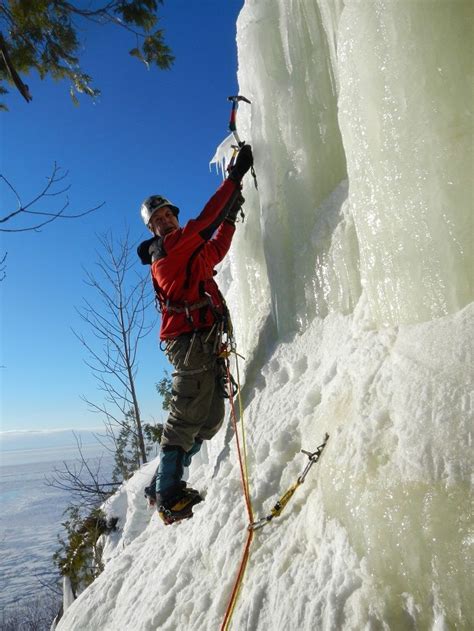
[234,351,252,509]
[220,350,254,631]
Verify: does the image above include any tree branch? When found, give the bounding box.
[0,164,104,232]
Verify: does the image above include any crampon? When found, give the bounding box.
[158,488,203,525]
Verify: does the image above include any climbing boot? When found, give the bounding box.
[155,445,186,499]
[157,487,203,525]
[145,479,199,507]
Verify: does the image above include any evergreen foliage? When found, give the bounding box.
[111,411,163,482]
[0,0,174,109]
[53,506,117,597]
[143,421,163,444]
[156,370,173,410]
[111,408,144,482]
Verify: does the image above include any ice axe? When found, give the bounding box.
[228,95,251,147]
[227,95,258,189]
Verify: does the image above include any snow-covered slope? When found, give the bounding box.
[58,1,473,629]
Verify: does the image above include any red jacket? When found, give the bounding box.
[151,178,241,340]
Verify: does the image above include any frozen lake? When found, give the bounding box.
[0,432,114,611]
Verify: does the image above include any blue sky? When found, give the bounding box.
[0,0,244,433]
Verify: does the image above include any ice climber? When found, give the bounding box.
[137,144,254,525]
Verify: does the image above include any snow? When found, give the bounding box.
[63,577,75,612]
[57,1,473,630]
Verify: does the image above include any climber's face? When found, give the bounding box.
[149,206,180,237]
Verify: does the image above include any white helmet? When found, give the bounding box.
[140,195,180,226]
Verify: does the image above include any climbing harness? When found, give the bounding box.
[154,259,236,369]
[249,433,330,531]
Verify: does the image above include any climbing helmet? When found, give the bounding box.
[140,195,180,227]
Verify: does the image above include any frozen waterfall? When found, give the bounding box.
[230,0,472,338]
[225,0,473,627]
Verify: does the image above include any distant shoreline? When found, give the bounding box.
[1,439,111,467]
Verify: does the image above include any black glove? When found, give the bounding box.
[226,192,245,225]
[228,144,253,182]
[137,237,165,265]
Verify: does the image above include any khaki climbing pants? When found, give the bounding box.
[161,330,226,453]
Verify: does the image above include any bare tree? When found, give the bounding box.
[0,591,61,631]
[0,163,104,233]
[0,164,104,280]
[45,433,119,509]
[0,251,6,281]
[74,230,155,467]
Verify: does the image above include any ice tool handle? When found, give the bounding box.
[227,95,258,189]
[228,95,251,147]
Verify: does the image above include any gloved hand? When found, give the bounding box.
[228,144,253,181]
[137,236,164,265]
[226,192,245,225]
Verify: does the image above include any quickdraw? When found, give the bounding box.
[249,433,330,531]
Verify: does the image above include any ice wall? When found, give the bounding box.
[229,0,355,340]
[225,0,473,627]
[337,0,473,325]
[231,0,472,338]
